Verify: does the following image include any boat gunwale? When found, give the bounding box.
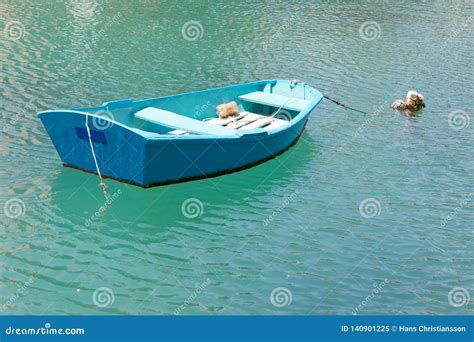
[37,80,323,141]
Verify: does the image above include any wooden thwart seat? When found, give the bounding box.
[205,112,248,126]
[226,113,261,129]
[135,107,238,136]
[207,112,288,131]
[240,117,273,130]
[238,91,310,112]
[168,129,189,135]
[150,108,288,136]
[262,119,287,131]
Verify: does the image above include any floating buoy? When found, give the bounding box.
[392,90,425,115]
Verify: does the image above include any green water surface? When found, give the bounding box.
[0,0,473,315]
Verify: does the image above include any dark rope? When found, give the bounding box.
[323,95,371,115]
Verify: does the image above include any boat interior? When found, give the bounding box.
[81,81,317,136]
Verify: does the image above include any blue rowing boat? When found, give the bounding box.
[38,80,323,187]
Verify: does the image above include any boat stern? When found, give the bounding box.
[38,110,148,186]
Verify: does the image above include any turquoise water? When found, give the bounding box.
[1,0,473,315]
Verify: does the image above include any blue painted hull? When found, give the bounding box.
[38,80,323,187]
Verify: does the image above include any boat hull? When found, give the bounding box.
[64,124,306,187]
[38,80,322,187]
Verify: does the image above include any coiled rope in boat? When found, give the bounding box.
[85,113,108,200]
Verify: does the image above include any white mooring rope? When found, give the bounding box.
[85,113,108,200]
[270,80,304,120]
